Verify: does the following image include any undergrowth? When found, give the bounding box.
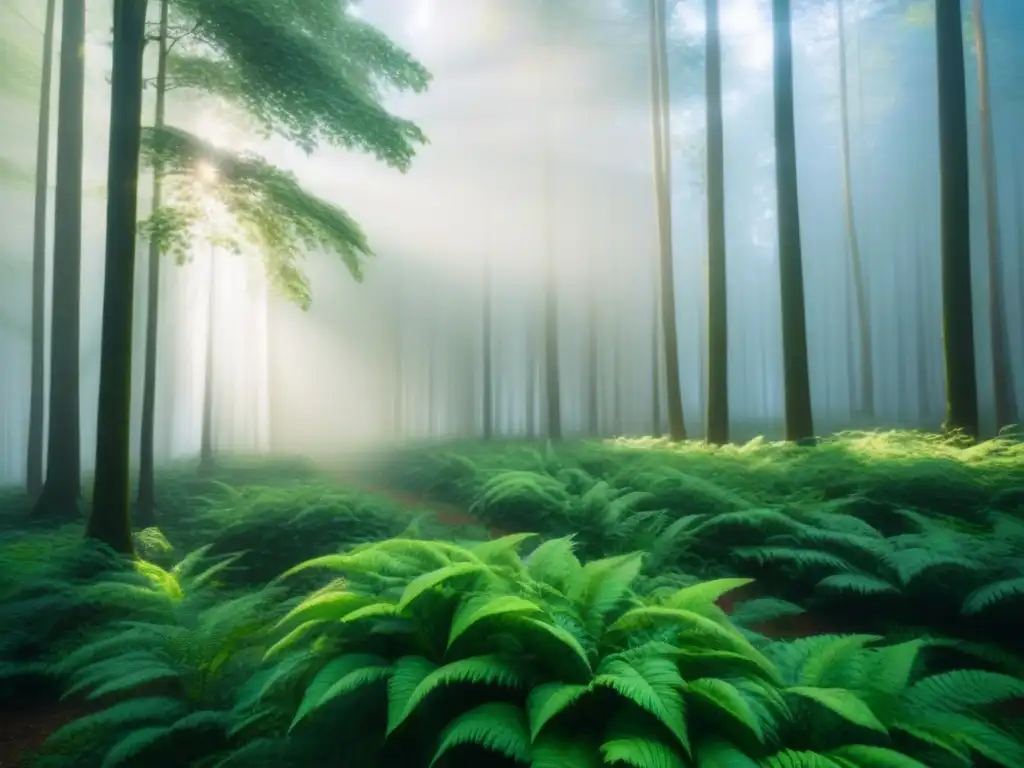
[370,433,1024,650]
[1,434,1022,767]
[21,536,1024,767]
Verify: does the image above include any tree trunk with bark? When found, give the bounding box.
[136,0,171,527]
[704,0,729,445]
[88,0,149,554]
[34,0,87,519]
[26,0,58,498]
[771,0,815,442]
[837,0,874,418]
[649,0,686,441]
[971,0,1016,430]
[935,0,979,439]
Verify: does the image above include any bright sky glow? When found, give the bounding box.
[195,161,218,185]
[409,0,434,34]
[675,0,774,71]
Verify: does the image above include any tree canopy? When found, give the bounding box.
[140,126,370,309]
[167,0,431,165]
[140,0,432,305]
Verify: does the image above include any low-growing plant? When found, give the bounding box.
[203,536,1020,767]
[35,547,282,768]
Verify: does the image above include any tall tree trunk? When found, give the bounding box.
[542,15,561,440]
[651,279,661,436]
[26,0,58,498]
[649,0,686,441]
[426,327,436,435]
[88,0,148,554]
[587,283,600,436]
[971,0,1016,429]
[198,248,216,473]
[704,0,729,445]
[35,0,87,518]
[914,223,931,425]
[482,254,494,439]
[526,343,537,437]
[771,0,814,442]
[136,0,170,527]
[935,0,979,438]
[837,0,874,417]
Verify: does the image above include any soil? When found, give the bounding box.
[0,699,96,767]
[3,477,1015,763]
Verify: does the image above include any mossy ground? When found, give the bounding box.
[0,430,1021,767]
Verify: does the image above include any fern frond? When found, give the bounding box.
[962,576,1024,615]
[447,594,543,648]
[429,702,531,766]
[388,655,523,734]
[526,681,591,739]
[592,656,689,753]
[785,686,887,733]
[903,669,1024,712]
[290,653,391,729]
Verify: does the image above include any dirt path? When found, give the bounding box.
[0,700,96,767]
[332,474,509,539]
[333,474,844,639]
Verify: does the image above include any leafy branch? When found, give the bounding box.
[139,125,371,310]
[167,0,431,164]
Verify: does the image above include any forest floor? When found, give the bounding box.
[0,472,500,767]
[1,431,1022,766]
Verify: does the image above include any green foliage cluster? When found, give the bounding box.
[168,0,430,163]
[0,532,176,707]
[133,0,432,307]
[3,438,1023,767]
[370,433,1024,649]
[139,126,372,309]
[0,462,451,713]
[24,535,1024,767]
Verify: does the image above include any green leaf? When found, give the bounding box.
[290,654,390,730]
[275,590,369,629]
[101,726,170,768]
[593,657,689,754]
[397,561,490,612]
[686,678,765,742]
[826,745,930,768]
[762,750,845,768]
[786,686,887,733]
[662,578,754,614]
[448,594,544,648]
[600,737,685,768]
[388,655,523,735]
[527,682,591,739]
[429,703,531,767]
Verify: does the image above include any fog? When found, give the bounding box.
[1,0,1022,483]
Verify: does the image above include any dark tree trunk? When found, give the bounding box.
[482,254,494,439]
[704,0,729,445]
[649,0,686,441]
[837,0,874,417]
[198,248,216,474]
[34,0,87,519]
[542,24,561,441]
[587,284,600,437]
[971,0,1016,430]
[136,0,171,528]
[914,222,932,425]
[935,0,979,439]
[26,0,58,498]
[771,0,814,442]
[526,344,537,437]
[88,0,149,555]
[650,279,661,436]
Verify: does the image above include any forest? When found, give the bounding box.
[0,0,1022,766]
